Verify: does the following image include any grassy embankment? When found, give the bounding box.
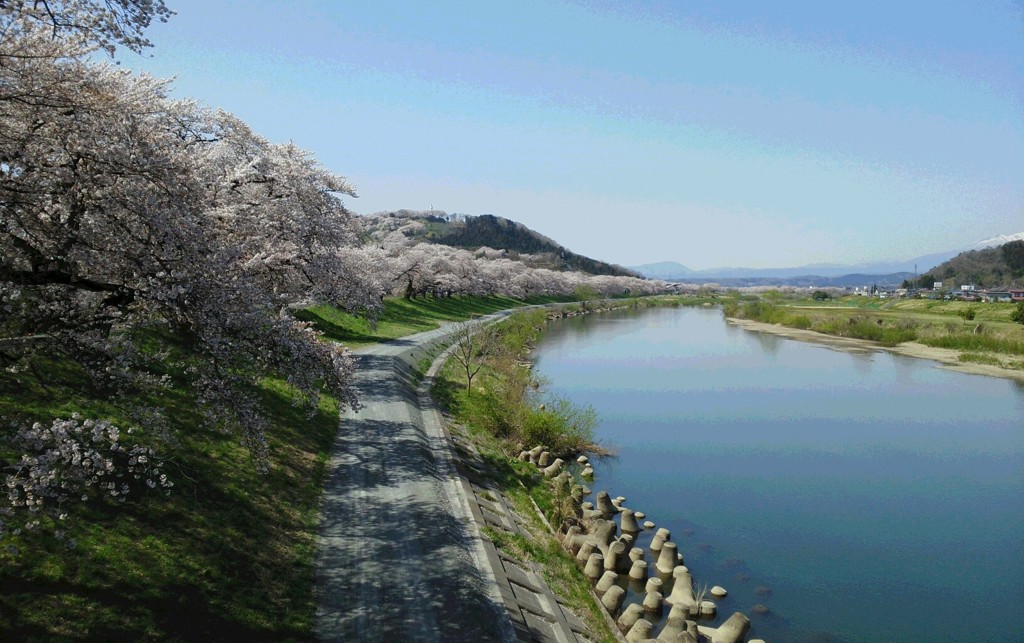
[428,295,717,642]
[0,294,558,640]
[431,307,614,641]
[724,295,1024,369]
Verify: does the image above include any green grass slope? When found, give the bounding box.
[0,295,558,640]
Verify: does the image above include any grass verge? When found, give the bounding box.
[297,295,567,348]
[430,307,659,642]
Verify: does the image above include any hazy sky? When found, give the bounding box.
[129,0,1023,269]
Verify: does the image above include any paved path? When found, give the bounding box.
[316,311,594,642]
[315,320,514,642]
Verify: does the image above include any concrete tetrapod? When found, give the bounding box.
[595,570,619,595]
[656,541,680,574]
[572,518,617,559]
[542,458,564,477]
[665,602,689,628]
[658,627,697,643]
[619,508,640,533]
[617,603,644,632]
[596,490,619,515]
[650,528,670,553]
[584,552,605,579]
[696,612,751,643]
[576,541,597,564]
[642,590,663,614]
[563,525,581,552]
[658,616,691,642]
[698,600,717,618]
[628,559,648,580]
[605,540,627,571]
[537,451,551,467]
[629,547,645,563]
[667,566,697,613]
[625,618,654,642]
[591,518,618,547]
[601,585,626,614]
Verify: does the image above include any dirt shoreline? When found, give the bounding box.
[727,317,1024,382]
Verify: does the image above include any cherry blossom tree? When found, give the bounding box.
[0,0,173,55]
[0,12,382,543]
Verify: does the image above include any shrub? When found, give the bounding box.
[1012,301,1024,325]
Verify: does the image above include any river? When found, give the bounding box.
[531,305,1024,642]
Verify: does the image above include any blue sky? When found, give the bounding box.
[129,0,1023,269]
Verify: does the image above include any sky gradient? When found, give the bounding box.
[129,0,1024,269]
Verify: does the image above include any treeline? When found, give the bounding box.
[369,212,639,277]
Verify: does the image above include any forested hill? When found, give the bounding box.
[363,211,638,277]
[922,240,1024,288]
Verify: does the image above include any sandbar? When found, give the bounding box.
[727,317,1024,382]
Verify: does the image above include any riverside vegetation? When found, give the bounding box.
[0,3,669,638]
[0,290,681,639]
[430,295,720,641]
[723,292,1024,371]
[0,294,557,639]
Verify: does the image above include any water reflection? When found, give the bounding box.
[747,327,783,355]
[847,349,875,379]
[533,306,1024,643]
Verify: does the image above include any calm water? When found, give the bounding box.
[532,305,1024,643]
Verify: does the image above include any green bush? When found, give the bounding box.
[1012,301,1024,325]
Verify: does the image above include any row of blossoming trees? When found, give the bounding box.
[0,1,667,544]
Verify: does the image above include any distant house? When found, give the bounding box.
[980,290,1012,303]
[1011,289,1024,302]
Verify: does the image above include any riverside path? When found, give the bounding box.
[314,319,514,642]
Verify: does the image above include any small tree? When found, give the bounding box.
[1011,301,1024,325]
[812,290,832,301]
[573,284,598,308]
[958,306,977,324]
[449,321,495,394]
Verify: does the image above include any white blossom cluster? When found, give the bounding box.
[2,415,170,549]
[372,236,667,301]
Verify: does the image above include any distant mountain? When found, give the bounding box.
[631,252,959,281]
[971,232,1024,251]
[629,261,694,280]
[632,232,1024,284]
[682,273,914,288]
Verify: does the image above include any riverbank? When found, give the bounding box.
[727,317,1024,382]
[530,304,1024,642]
[432,298,752,641]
